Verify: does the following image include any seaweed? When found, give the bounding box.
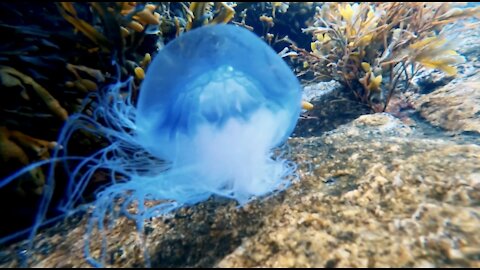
[292,2,480,112]
[0,1,177,241]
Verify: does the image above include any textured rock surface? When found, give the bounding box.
[218,114,480,268]
[412,73,480,134]
[1,113,479,268]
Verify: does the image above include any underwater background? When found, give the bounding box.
[0,2,479,268]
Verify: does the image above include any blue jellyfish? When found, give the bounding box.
[135,23,302,203]
[0,24,302,266]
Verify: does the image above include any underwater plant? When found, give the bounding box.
[290,2,480,112]
[186,2,237,31]
[0,23,302,266]
[0,2,193,238]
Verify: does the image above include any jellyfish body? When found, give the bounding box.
[135,24,302,204]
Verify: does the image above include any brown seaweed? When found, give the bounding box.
[293,2,479,112]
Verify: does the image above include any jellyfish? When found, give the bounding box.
[135,23,302,203]
[0,24,302,266]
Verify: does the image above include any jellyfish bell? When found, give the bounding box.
[137,24,302,153]
[135,24,302,202]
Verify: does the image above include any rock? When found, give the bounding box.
[452,20,480,62]
[217,116,480,268]
[413,73,480,134]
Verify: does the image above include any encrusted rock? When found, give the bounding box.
[413,73,480,134]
